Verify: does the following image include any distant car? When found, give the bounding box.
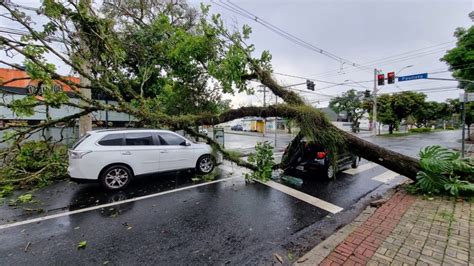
[199,128,208,135]
[68,129,222,190]
[282,138,359,179]
[231,124,243,131]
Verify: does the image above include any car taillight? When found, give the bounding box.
[316,152,326,159]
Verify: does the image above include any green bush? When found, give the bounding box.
[412,146,474,196]
[409,128,432,133]
[245,141,274,183]
[0,140,68,191]
[446,126,455,130]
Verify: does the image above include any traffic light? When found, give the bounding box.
[364,90,371,98]
[377,74,385,86]
[387,72,395,84]
[306,79,315,91]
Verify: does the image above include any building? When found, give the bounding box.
[0,68,132,127]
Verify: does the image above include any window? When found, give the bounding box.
[98,133,124,146]
[125,132,155,146]
[72,133,90,150]
[158,132,186,145]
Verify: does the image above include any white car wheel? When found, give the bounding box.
[197,155,214,174]
[100,165,132,190]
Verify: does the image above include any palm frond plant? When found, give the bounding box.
[414,145,474,196]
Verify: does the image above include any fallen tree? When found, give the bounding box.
[0,0,421,186]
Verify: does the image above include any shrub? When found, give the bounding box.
[245,141,274,183]
[409,128,432,133]
[0,140,68,190]
[412,146,474,196]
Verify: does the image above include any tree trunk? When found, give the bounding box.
[389,124,394,134]
[175,105,421,181]
[343,132,419,180]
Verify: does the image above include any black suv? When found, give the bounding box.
[282,138,359,179]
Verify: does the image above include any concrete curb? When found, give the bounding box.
[294,189,397,265]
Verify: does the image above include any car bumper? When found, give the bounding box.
[67,160,100,181]
[295,159,326,172]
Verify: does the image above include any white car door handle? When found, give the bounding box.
[122,151,132,155]
[160,151,168,154]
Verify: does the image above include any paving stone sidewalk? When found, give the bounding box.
[301,190,474,265]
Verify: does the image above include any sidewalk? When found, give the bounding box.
[297,189,473,265]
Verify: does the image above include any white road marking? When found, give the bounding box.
[257,180,343,214]
[343,162,378,175]
[0,176,241,231]
[372,171,400,183]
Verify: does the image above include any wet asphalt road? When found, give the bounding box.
[0,130,462,264]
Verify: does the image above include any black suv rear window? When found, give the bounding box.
[98,133,124,146]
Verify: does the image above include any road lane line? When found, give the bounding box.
[0,176,241,231]
[372,171,400,183]
[257,180,343,214]
[342,162,378,175]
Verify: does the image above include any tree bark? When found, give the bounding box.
[342,132,420,180]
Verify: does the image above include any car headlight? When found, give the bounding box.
[69,150,92,159]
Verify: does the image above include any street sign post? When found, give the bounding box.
[397,73,428,82]
[460,92,474,158]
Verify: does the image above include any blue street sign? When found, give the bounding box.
[398,73,428,82]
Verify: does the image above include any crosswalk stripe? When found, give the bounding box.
[372,171,400,183]
[257,180,343,214]
[343,162,378,175]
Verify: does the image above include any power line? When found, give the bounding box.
[213,0,372,73]
[310,41,455,78]
[317,46,453,79]
[273,72,369,90]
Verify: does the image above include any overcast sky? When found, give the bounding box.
[2,0,473,107]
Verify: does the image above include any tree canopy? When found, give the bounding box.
[329,89,367,132]
[0,0,429,182]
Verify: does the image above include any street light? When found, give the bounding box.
[396,65,414,76]
[395,65,414,90]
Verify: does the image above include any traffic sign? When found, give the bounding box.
[460,92,474,102]
[398,73,428,82]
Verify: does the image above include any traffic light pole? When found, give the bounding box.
[373,68,378,136]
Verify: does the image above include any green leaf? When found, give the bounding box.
[77,241,87,249]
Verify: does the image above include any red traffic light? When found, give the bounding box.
[387,72,395,84]
[377,74,385,86]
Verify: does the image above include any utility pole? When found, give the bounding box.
[274,96,278,148]
[257,85,267,137]
[373,68,378,136]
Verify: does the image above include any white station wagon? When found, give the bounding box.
[68,129,221,190]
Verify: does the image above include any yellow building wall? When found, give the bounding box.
[256,121,265,133]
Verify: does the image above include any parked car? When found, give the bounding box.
[68,129,222,190]
[282,138,359,179]
[231,124,243,131]
[199,128,208,135]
